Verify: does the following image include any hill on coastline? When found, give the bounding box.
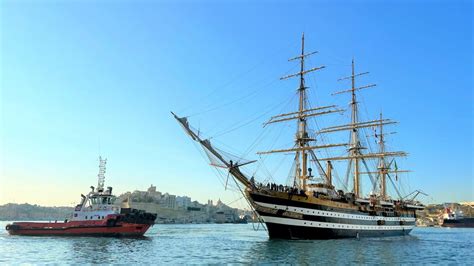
[0,203,73,221]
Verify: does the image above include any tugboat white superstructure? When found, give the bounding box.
[173,34,425,239]
[6,157,157,237]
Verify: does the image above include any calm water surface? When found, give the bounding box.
[0,222,472,264]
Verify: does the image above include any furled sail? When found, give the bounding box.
[172,112,255,188]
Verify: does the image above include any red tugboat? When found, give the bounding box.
[5,157,157,237]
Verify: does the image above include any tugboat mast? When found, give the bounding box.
[97,156,107,193]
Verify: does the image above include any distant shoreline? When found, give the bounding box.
[0,203,254,224]
[0,203,73,221]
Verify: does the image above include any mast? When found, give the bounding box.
[374,112,412,199]
[273,33,328,190]
[327,61,410,199]
[378,112,387,199]
[349,59,361,197]
[259,34,346,190]
[97,156,107,193]
[331,59,377,198]
[297,33,308,190]
[173,35,334,191]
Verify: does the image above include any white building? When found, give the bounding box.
[162,193,176,209]
[176,196,191,208]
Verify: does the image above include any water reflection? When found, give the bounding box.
[69,238,113,262]
[243,234,421,264]
[66,236,153,263]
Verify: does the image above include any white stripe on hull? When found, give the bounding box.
[254,201,415,222]
[260,215,415,231]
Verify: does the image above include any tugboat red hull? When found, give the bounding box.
[6,221,152,237]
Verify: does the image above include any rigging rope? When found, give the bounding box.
[179,40,299,116]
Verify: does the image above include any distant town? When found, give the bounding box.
[0,185,255,223]
[1,184,472,225]
[117,185,253,224]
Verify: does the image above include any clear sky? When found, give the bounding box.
[0,0,472,208]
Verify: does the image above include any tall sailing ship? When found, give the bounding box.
[173,34,424,239]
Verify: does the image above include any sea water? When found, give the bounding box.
[0,222,472,264]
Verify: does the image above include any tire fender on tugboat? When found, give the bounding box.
[106,219,117,227]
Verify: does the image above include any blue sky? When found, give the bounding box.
[0,0,472,207]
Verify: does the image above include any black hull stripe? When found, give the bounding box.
[265,222,412,239]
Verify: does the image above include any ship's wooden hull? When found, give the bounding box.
[248,191,416,239]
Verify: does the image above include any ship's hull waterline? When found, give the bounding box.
[249,192,416,239]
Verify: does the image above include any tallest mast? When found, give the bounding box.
[263,34,327,190]
[260,34,344,190]
[297,33,309,190]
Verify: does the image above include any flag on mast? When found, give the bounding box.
[394,160,398,181]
